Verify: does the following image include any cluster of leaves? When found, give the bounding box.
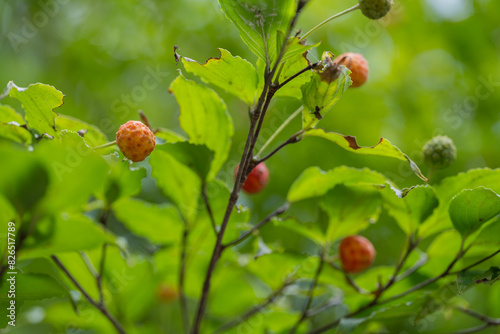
[0,0,499,333]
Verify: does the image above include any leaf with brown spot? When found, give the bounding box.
[304,128,428,181]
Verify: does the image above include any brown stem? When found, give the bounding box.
[190,4,306,332]
[454,306,500,325]
[275,62,321,90]
[449,248,500,275]
[371,238,418,302]
[450,323,492,334]
[51,255,126,334]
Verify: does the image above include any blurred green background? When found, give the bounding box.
[1,0,500,333]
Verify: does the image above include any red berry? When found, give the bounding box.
[333,53,369,88]
[116,121,156,162]
[339,235,376,273]
[234,162,269,194]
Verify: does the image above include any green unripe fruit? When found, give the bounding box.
[359,0,394,20]
[422,136,457,169]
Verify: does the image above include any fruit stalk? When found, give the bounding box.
[300,4,360,41]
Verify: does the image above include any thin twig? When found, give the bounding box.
[395,252,428,282]
[454,306,500,325]
[371,238,418,302]
[202,184,218,237]
[255,132,303,165]
[379,239,464,306]
[275,62,321,90]
[51,255,127,334]
[327,261,369,295]
[449,248,500,275]
[214,279,294,334]
[222,203,290,248]
[450,323,492,334]
[289,251,325,333]
[306,298,343,318]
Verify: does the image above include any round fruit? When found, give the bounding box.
[234,162,269,194]
[422,135,457,169]
[116,120,156,162]
[339,235,376,274]
[333,53,369,88]
[157,284,178,302]
[359,0,394,20]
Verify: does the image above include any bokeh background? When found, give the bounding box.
[1,0,500,333]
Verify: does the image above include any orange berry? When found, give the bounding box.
[116,121,156,162]
[339,235,376,273]
[333,53,369,88]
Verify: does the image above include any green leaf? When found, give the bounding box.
[0,271,69,328]
[287,166,387,202]
[472,216,500,247]
[421,229,462,277]
[0,273,68,300]
[419,168,500,238]
[302,55,352,129]
[150,148,202,223]
[0,122,32,144]
[0,148,49,214]
[35,132,110,214]
[0,103,25,124]
[113,198,184,244]
[19,213,113,260]
[154,128,186,143]
[169,75,233,180]
[281,35,320,63]
[449,187,500,238]
[272,217,325,245]
[8,82,64,137]
[218,0,296,63]
[0,195,16,228]
[182,48,258,105]
[55,114,109,147]
[305,128,428,181]
[382,185,439,234]
[98,162,147,205]
[320,184,382,241]
[156,142,214,181]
